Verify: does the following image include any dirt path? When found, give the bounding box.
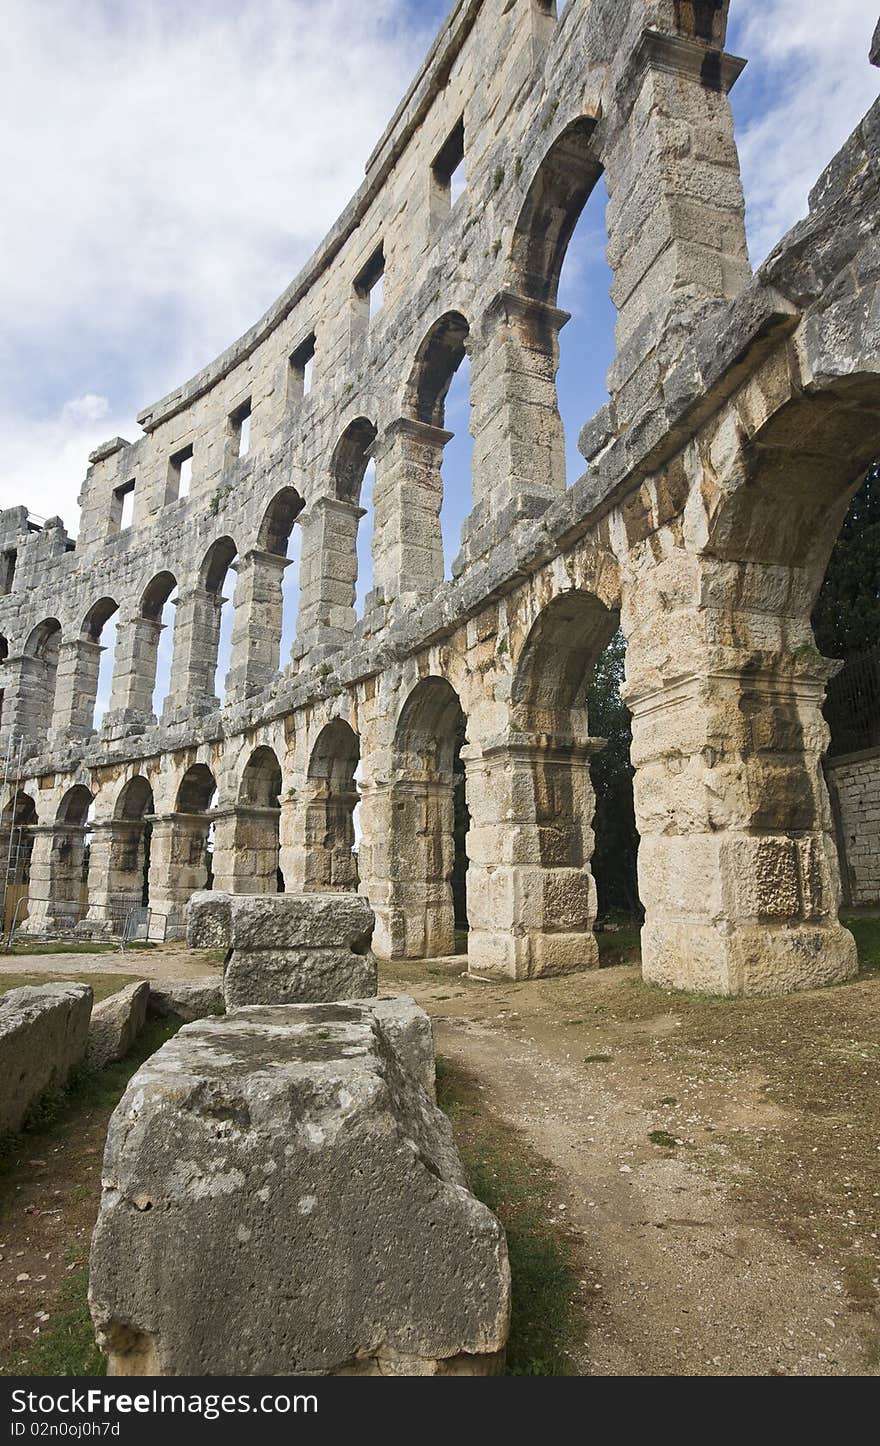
[0,944,219,982]
[381,956,880,1376]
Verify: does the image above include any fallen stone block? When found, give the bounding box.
[186,892,377,1008]
[87,981,150,1069]
[89,999,510,1376]
[0,984,92,1134]
[147,980,223,1022]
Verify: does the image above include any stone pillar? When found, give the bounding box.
[147,813,212,925]
[225,550,289,702]
[294,498,363,661]
[603,30,751,428]
[464,733,602,979]
[623,563,858,996]
[17,825,57,932]
[211,806,280,895]
[358,773,455,960]
[50,639,102,738]
[162,588,223,720]
[371,419,449,611]
[104,613,164,725]
[85,819,148,924]
[464,291,569,565]
[0,653,56,742]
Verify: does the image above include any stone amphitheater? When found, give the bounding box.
[0,0,878,998]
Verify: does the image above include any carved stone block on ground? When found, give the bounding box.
[0,983,92,1133]
[147,979,224,1022]
[87,981,150,1069]
[186,891,378,1008]
[89,999,510,1375]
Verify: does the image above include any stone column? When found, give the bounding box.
[50,639,102,738]
[464,732,602,979]
[357,772,455,960]
[225,550,289,702]
[211,806,280,895]
[147,813,212,925]
[465,291,569,565]
[294,498,363,662]
[17,824,58,932]
[85,819,148,925]
[0,653,56,742]
[623,562,858,996]
[104,613,164,725]
[370,419,449,611]
[161,588,223,720]
[603,29,751,428]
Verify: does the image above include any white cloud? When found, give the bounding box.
[0,0,433,526]
[728,0,878,264]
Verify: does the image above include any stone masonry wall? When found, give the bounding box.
[827,750,880,906]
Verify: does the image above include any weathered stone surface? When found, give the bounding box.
[370,994,437,1099]
[0,984,92,1133]
[87,981,150,1069]
[147,979,223,1022]
[188,890,374,953]
[89,1001,510,1376]
[224,945,377,1009]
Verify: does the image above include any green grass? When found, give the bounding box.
[436,1057,581,1375]
[0,972,142,1004]
[16,1262,105,1378]
[843,912,880,973]
[596,925,641,968]
[5,941,155,956]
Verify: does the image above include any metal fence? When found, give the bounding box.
[825,647,880,756]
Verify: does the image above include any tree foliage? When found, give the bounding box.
[812,463,880,660]
[587,630,642,918]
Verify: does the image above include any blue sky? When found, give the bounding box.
[0,0,876,713]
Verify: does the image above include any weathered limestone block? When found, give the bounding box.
[89,1000,510,1376]
[187,891,377,1008]
[147,979,223,1022]
[0,984,92,1133]
[87,981,150,1069]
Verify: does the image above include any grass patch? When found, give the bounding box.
[583,1053,612,1064]
[648,1129,678,1149]
[0,973,140,1004]
[843,912,880,973]
[436,1056,582,1375]
[6,942,155,956]
[0,1016,180,1206]
[596,926,641,969]
[13,1261,105,1378]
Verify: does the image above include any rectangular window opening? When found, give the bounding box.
[116,480,135,532]
[354,245,385,326]
[433,118,466,214]
[168,446,193,503]
[0,549,17,595]
[229,399,252,459]
[289,334,316,401]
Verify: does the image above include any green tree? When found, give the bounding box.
[812,463,880,660]
[587,630,642,919]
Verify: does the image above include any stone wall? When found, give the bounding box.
[0,983,92,1133]
[827,749,880,906]
[1,1,879,995]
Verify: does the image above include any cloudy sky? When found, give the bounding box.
[0,0,876,533]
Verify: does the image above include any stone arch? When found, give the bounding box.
[511,590,620,735]
[332,419,377,504]
[510,116,602,307]
[91,774,156,918]
[175,763,217,815]
[74,596,120,733]
[231,489,306,689]
[144,763,217,926]
[370,676,468,959]
[298,422,379,648]
[0,789,37,932]
[44,784,94,927]
[406,311,470,428]
[22,617,61,736]
[135,571,178,718]
[257,488,304,556]
[303,719,360,892]
[57,783,93,825]
[197,537,238,704]
[225,745,284,894]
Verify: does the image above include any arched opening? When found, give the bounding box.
[51,785,94,927]
[23,618,61,735]
[406,312,471,581]
[385,676,468,958]
[332,419,376,622]
[111,775,155,912]
[466,591,619,978]
[0,635,7,731]
[237,746,283,893]
[813,463,880,909]
[305,720,360,891]
[140,572,178,718]
[199,538,237,705]
[0,789,37,933]
[174,763,217,895]
[257,487,304,673]
[509,117,613,490]
[82,596,120,731]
